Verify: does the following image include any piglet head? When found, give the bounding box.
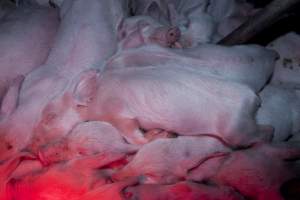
[148,26,181,48]
[29,94,81,154]
[30,70,100,154]
[118,16,181,49]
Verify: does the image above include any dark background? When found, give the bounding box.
[246,0,300,45]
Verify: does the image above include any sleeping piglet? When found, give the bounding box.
[210,142,300,200]
[75,66,272,146]
[34,65,272,148]
[112,136,231,184]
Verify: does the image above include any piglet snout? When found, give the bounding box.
[149,26,181,47]
[166,26,181,45]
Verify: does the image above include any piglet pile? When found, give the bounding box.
[0,0,299,199]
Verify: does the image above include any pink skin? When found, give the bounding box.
[148,26,181,47]
[6,157,120,200]
[107,43,277,93]
[209,142,300,200]
[257,85,300,141]
[0,0,128,162]
[267,32,300,88]
[73,66,271,147]
[10,159,43,179]
[77,178,138,200]
[37,121,140,166]
[28,38,276,152]
[178,13,217,47]
[28,93,83,153]
[0,152,35,200]
[144,129,177,142]
[168,1,217,47]
[31,64,273,149]
[112,136,231,184]
[0,5,59,103]
[123,181,244,200]
[118,16,181,50]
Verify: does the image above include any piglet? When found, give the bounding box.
[107,43,277,92]
[167,1,217,47]
[6,156,120,200]
[38,121,140,166]
[267,32,300,89]
[10,159,43,179]
[112,136,231,184]
[70,66,271,147]
[256,85,300,141]
[210,142,300,200]
[0,3,59,108]
[178,12,217,47]
[0,0,127,162]
[0,152,34,200]
[123,181,244,200]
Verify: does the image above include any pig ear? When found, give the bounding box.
[73,70,99,106]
